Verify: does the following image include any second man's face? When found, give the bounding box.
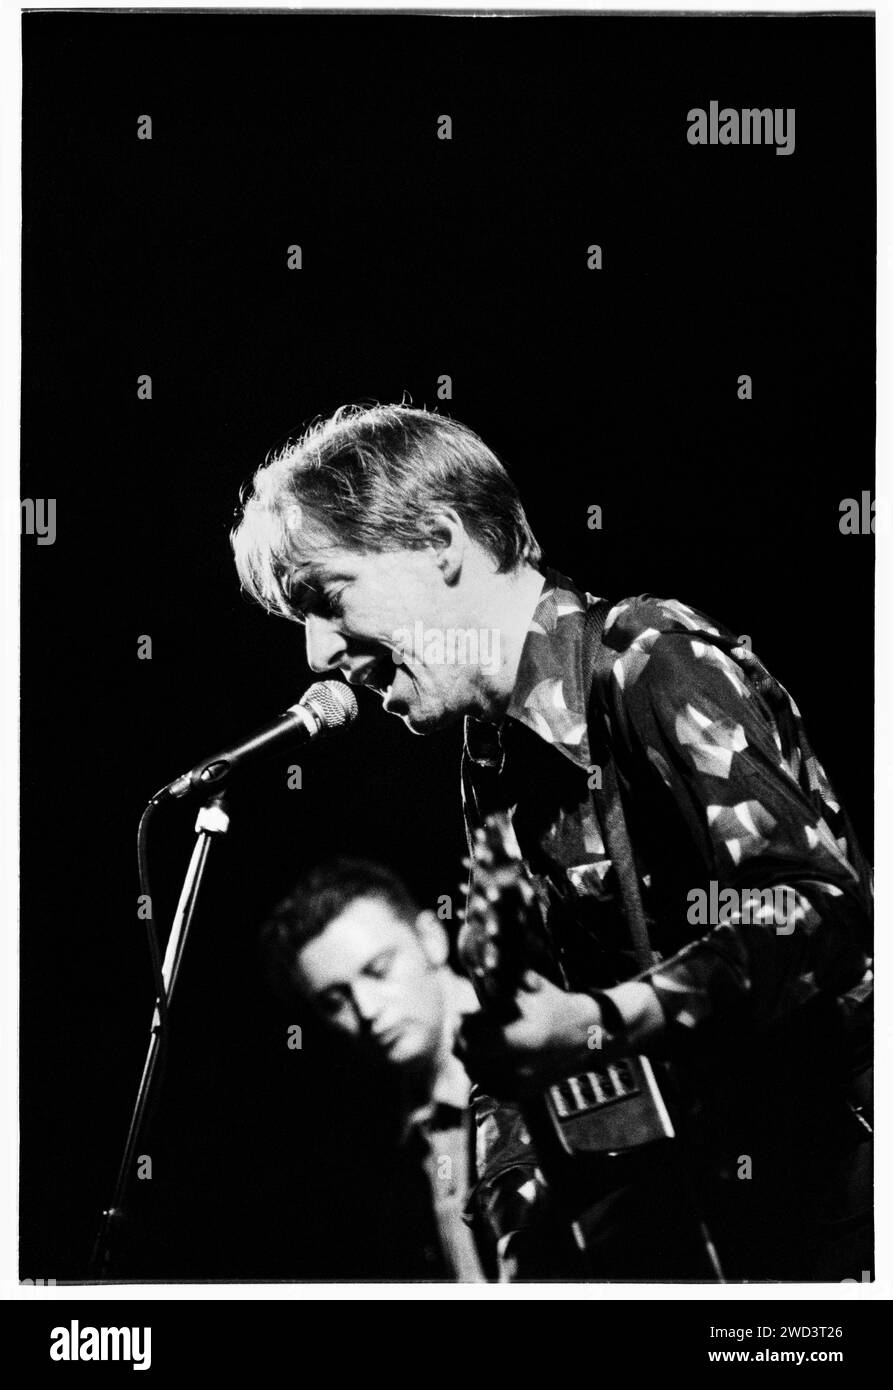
[297,897,447,1072]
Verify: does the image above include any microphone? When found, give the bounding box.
[151,680,358,805]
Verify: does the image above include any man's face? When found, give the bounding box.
[292,542,487,733]
[297,897,447,1071]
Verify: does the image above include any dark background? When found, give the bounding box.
[20,11,875,1281]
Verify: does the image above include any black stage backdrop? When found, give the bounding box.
[20,11,875,1282]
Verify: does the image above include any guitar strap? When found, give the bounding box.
[581,599,657,975]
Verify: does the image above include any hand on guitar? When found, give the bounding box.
[455,969,606,1099]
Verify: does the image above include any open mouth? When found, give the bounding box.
[358,652,401,697]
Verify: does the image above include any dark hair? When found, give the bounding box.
[260,857,420,997]
[232,403,543,618]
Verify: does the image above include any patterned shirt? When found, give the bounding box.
[462,569,873,1055]
[460,570,872,1279]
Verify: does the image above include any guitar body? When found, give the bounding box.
[459,811,675,1161]
[459,809,726,1281]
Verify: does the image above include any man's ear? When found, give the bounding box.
[424,508,466,584]
[415,909,450,967]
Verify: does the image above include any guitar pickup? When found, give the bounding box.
[550,1060,642,1117]
[547,1054,675,1153]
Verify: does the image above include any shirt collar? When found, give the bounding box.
[503,568,603,772]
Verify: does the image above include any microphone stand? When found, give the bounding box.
[88,793,231,1279]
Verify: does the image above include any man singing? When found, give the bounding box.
[233,404,873,1281]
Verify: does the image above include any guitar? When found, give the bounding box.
[458,809,675,1158]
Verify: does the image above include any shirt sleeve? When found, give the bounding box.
[601,603,872,1042]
